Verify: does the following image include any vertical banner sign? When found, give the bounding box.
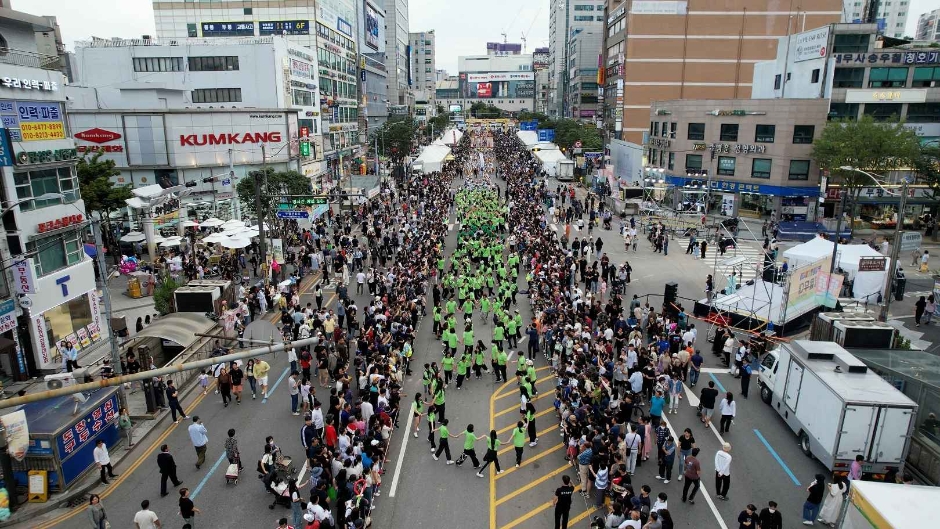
[30,314,52,369]
[12,259,36,294]
[0,410,29,461]
[271,239,285,264]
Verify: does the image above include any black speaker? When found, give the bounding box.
[664,282,678,307]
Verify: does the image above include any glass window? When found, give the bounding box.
[793,125,815,144]
[751,158,772,179]
[43,293,93,349]
[653,122,660,136]
[718,156,736,176]
[668,152,675,171]
[720,124,739,142]
[188,56,240,71]
[868,67,908,88]
[26,230,84,276]
[191,88,242,103]
[13,168,73,210]
[863,103,902,122]
[906,103,940,123]
[132,57,184,73]
[833,33,870,53]
[913,67,940,87]
[669,122,677,139]
[755,124,775,143]
[685,154,703,171]
[774,74,782,90]
[833,68,864,88]
[811,69,820,83]
[788,160,811,180]
[187,24,198,38]
[828,102,860,121]
[688,123,705,141]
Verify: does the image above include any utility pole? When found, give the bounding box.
[255,143,268,278]
[880,181,908,322]
[824,192,848,308]
[229,148,239,220]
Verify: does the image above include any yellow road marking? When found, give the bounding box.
[495,443,564,480]
[566,508,598,527]
[489,368,497,529]
[495,463,573,507]
[494,391,554,418]
[498,425,558,455]
[496,408,555,435]
[493,369,554,401]
[498,483,582,529]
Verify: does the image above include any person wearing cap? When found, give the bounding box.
[526,360,538,397]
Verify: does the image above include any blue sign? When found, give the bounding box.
[276,210,310,219]
[0,128,13,166]
[201,21,255,37]
[221,178,231,186]
[664,175,820,198]
[520,121,538,131]
[361,69,366,82]
[336,17,353,37]
[258,20,310,35]
[15,102,61,122]
[56,392,119,459]
[537,129,555,142]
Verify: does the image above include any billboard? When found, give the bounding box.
[1,101,65,142]
[449,104,462,112]
[792,25,830,63]
[782,256,832,320]
[466,72,534,83]
[476,83,493,98]
[365,4,380,50]
[463,78,534,99]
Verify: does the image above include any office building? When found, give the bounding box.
[566,28,602,122]
[410,31,436,96]
[915,8,940,42]
[149,0,360,168]
[436,69,449,82]
[383,0,412,109]
[457,45,534,114]
[842,0,912,39]
[358,0,389,130]
[603,0,842,146]
[69,37,326,185]
[0,7,105,377]
[548,0,605,118]
[533,47,551,114]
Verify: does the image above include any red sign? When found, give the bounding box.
[179,131,283,146]
[300,126,309,138]
[477,82,492,98]
[38,214,84,233]
[74,128,122,144]
[77,145,124,153]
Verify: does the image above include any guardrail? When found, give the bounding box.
[0,48,61,70]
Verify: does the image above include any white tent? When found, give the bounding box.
[783,236,887,302]
[534,148,568,177]
[440,128,463,145]
[516,130,539,146]
[414,144,452,173]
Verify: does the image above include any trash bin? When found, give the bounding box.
[127,277,142,299]
[895,277,906,301]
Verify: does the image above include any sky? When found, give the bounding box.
[14,0,938,73]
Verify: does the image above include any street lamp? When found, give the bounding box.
[838,166,907,322]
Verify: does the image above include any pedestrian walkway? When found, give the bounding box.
[673,238,769,284]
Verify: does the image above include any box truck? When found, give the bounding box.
[556,159,575,181]
[839,480,937,528]
[758,340,917,478]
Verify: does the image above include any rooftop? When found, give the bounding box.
[75,36,278,48]
[0,48,61,70]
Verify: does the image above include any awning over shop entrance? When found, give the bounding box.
[127,313,217,348]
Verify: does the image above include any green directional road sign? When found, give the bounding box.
[276,195,328,209]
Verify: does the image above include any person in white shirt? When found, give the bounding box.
[617,510,642,529]
[133,499,160,529]
[718,393,737,434]
[715,442,733,500]
[93,439,117,484]
[652,491,668,513]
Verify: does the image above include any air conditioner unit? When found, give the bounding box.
[810,312,875,342]
[44,372,75,390]
[832,320,896,349]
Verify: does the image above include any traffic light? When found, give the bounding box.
[202,177,216,184]
[184,181,198,188]
[300,141,311,157]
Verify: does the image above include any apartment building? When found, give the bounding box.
[915,8,940,42]
[549,0,605,118]
[383,0,412,108]
[842,0,913,39]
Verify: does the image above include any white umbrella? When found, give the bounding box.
[160,237,183,247]
[241,228,260,238]
[120,231,146,243]
[152,235,167,244]
[201,217,225,227]
[203,233,229,244]
[222,227,248,236]
[221,219,246,229]
[182,220,200,228]
[221,237,251,249]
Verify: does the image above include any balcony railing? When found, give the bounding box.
[0,48,61,70]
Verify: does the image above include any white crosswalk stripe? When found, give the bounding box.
[673,238,769,282]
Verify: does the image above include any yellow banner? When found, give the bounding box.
[20,122,66,141]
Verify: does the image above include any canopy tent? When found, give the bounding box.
[440,128,463,145]
[533,148,568,177]
[516,130,539,146]
[783,236,888,302]
[414,144,452,173]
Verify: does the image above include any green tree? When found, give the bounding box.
[913,143,940,240]
[153,277,181,315]
[76,152,133,258]
[470,101,503,118]
[235,169,311,235]
[371,117,419,165]
[811,115,922,229]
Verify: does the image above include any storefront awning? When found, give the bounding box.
[130,313,217,348]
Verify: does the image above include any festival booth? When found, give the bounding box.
[516,130,539,147]
[440,128,463,146]
[413,144,452,173]
[783,236,888,303]
[534,148,569,177]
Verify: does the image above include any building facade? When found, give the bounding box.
[604,0,842,146]
[1,10,106,377]
[358,0,390,131]
[70,37,330,182]
[383,0,412,108]
[534,47,551,115]
[842,0,912,39]
[410,31,436,96]
[645,98,830,220]
[548,1,605,118]
[566,28,602,122]
[458,47,534,114]
[915,8,940,42]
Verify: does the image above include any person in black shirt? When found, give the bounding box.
[229,362,245,404]
[165,379,187,423]
[758,500,783,529]
[553,475,574,529]
[178,487,199,527]
[699,381,720,429]
[738,503,756,529]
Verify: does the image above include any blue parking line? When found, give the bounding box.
[191,452,228,499]
[753,429,801,486]
[262,367,291,404]
[708,373,727,393]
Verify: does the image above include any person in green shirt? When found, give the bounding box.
[446,299,457,317]
[433,384,447,421]
[426,405,437,449]
[473,344,486,379]
[462,326,475,357]
[526,360,538,396]
[496,347,508,383]
[412,393,426,439]
[432,418,455,464]
[480,296,491,322]
[456,354,470,390]
[476,429,503,477]
[506,318,518,348]
[441,352,454,386]
[516,356,527,383]
[462,298,474,319]
[460,424,484,468]
[493,322,505,350]
[432,306,442,338]
[447,331,458,356]
[509,421,527,467]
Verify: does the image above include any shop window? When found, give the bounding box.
[788,160,811,180]
[913,67,940,87]
[13,167,78,211]
[43,293,94,351]
[906,103,940,123]
[862,103,902,122]
[751,158,772,179]
[828,102,860,121]
[718,156,736,176]
[685,154,703,172]
[26,230,84,276]
[720,124,738,142]
[668,152,675,171]
[868,67,908,88]
[833,68,864,88]
[687,123,705,141]
[792,125,815,144]
[755,124,775,143]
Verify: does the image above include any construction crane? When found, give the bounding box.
[521,33,527,52]
[501,32,507,44]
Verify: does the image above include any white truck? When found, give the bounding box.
[556,159,575,181]
[757,340,917,478]
[839,480,937,528]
